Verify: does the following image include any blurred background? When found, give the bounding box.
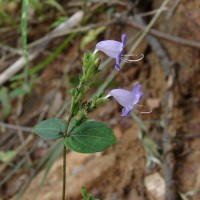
[0,0,200,199]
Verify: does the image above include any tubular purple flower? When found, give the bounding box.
[107,84,144,116]
[94,34,126,70]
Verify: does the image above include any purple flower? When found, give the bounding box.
[94,34,126,70]
[108,84,143,116]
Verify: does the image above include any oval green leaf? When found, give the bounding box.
[64,120,117,153]
[33,118,66,139]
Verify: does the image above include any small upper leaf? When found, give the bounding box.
[65,120,117,153]
[33,118,66,139]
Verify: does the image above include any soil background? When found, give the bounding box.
[0,0,200,200]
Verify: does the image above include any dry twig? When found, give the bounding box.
[0,122,32,132]
[162,81,178,200]
[138,7,168,17]
[125,18,200,49]
[166,0,181,19]
[178,133,200,140]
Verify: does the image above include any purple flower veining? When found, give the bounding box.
[94,34,126,70]
[108,84,144,116]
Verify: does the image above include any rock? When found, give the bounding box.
[144,172,165,200]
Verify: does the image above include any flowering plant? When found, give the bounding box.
[33,34,144,199]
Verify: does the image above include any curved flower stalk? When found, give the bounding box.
[107,84,144,116]
[94,34,144,70]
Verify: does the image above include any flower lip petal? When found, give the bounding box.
[115,52,122,70]
[121,34,126,46]
[132,83,141,93]
[121,107,132,116]
[132,84,144,104]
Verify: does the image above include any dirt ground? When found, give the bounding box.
[0,0,200,200]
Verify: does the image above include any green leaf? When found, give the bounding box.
[82,187,87,199]
[0,150,16,164]
[50,16,67,29]
[65,120,117,153]
[45,0,65,13]
[33,118,66,139]
[81,186,100,200]
[10,83,32,98]
[0,87,11,118]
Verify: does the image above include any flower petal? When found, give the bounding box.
[121,107,132,116]
[115,52,122,70]
[121,34,126,46]
[95,40,123,59]
[132,84,144,104]
[132,83,141,93]
[108,89,134,108]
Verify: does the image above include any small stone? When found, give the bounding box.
[144,172,165,200]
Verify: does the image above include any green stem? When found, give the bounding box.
[62,144,67,200]
[61,55,87,198]
[21,0,30,84]
[62,115,73,200]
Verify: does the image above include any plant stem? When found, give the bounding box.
[21,0,30,84]
[62,144,67,200]
[62,115,73,200]
[61,53,88,198]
